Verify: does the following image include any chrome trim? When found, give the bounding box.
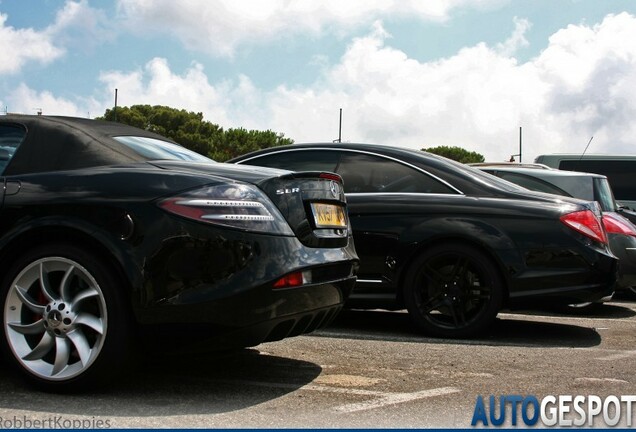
[356,279,384,284]
[176,199,263,208]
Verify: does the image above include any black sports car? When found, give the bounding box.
[231,143,618,338]
[0,116,358,391]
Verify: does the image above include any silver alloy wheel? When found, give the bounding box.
[3,257,107,381]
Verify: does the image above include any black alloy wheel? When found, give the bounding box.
[404,243,503,338]
[0,243,135,392]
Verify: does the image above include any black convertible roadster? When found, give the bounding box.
[0,115,358,391]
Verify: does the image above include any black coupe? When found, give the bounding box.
[231,143,618,338]
[0,116,358,391]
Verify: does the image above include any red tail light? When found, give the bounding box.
[158,183,293,235]
[560,210,608,244]
[273,271,312,289]
[319,172,343,182]
[603,213,636,237]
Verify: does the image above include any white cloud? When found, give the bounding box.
[0,13,64,74]
[532,12,636,156]
[6,12,636,165]
[5,83,90,116]
[496,16,531,57]
[98,58,234,126]
[260,20,547,161]
[0,0,113,75]
[115,0,502,57]
[261,13,636,162]
[48,0,115,52]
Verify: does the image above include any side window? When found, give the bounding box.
[242,150,339,172]
[561,160,636,201]
[0,124,26,175]
[337,153,456,194]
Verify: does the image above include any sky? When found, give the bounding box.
[1,0,636,163]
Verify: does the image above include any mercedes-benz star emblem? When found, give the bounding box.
[47,310,62,328]
[330,181,340,198]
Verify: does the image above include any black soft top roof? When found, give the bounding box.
[1,115,176,175]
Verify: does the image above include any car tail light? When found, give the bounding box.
[603,213,636,237]
[159,183,294,235]
[560,210,608,244]
[273,270,312,289]
[319,172,343,182]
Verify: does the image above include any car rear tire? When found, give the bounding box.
[403,243,503,338]
[0,243,134,392]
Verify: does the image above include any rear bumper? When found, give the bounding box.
[140,277,356,351]
[131,221,359,349]
[608,233,636,290]
[507,244,618,307]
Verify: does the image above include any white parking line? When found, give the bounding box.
[334,386,461,413]
[214,379,460,413]
[596,350,636,361]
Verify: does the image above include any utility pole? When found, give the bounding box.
[518,126,522,163]
[333,108,342,143]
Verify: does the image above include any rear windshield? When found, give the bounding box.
[0,124,26,175]
[114,136,212,162]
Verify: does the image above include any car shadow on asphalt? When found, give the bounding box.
[311,305,627,348]
[0,348,321,417]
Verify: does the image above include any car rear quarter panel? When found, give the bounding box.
[346,193,615,305]
[0,167,358,333]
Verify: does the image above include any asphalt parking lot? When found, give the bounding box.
[0,298,635,429]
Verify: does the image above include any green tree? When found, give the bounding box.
[210,128,293,161]
[423,145,485,164]
[99,105,292,161]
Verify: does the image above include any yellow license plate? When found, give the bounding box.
[311,203,347,228]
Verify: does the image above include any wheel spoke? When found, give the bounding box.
[451,300,467,327]
[22,332,55,361]
[448,303,460,327]
[423,262,446,284]
[75,313,104,335]
[14,285,45,315]
[71,287,99,307]
[67,329,92,366]
[52,338,71,376]
[39,263,59,302]
[420,293,446,314]
[8,319,46,335]
[59,264,76,302]
[450,257,469,280]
